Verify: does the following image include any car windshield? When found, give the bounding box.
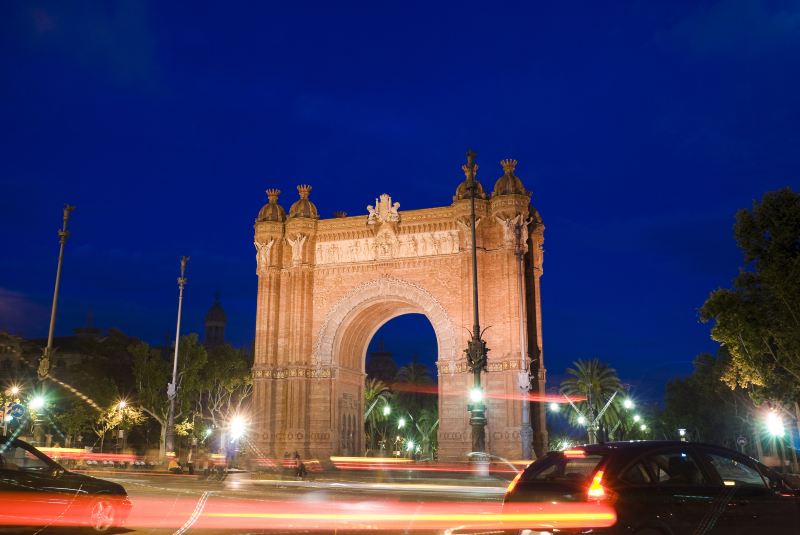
[526,452,606,482]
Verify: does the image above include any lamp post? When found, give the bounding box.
[38,204,75,380]
[165,256,189,457]
[463,149,489,458]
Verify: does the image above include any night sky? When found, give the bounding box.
[2,1,799,402]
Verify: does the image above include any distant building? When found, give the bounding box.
[365,338,398,383]
[204,293,227,348]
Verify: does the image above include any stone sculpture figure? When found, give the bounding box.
[286,234,307,266]
[254,239,275,273]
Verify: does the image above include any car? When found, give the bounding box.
[0,435,132,532]
[503,440,800,535]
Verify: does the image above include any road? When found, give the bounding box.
[16,469,509,535]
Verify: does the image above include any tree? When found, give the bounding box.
[701,188,800,408]
[658,351,756,451]
[196,344,253,434]
[363,377,391,453]
[393,358,435,419]
[130,334,207,458]
[560,358,623,443]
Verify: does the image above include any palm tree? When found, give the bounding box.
[560,358,623,443]
[394,357,434,419]
[364,377,391,453]
[414,406,439,459]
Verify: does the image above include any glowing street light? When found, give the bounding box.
[549,402,560,412]
[633,414,641,423]
[204,428,213,438]
[230,415,246,441]
[623,399,634,409]
[469,387,484,404]
[117,400,128,410]
[382,405,391,417]
[29,396,46,410]
[640,424,647,431]
[398,417,406,429]
[766,411,785,437]
[10,385,20,396]
[406,440,415,452]
[577,415,587,425]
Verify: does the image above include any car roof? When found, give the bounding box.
[552,440,735,454]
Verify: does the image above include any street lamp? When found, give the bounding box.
[165,256,189,457]
[463,149,489,459]
[678,428,686,441]
[766,410,785,437]
[577,415,587,425]
[398,417,406,429]
[382,405,391,417]
[30,395,46,411]
[230,415,246,441]
[549,402,560,412]
[10,385,20,396]
[38,204,76,380]
[633,414,641,423]
[640,424,647,432]
[623,399,634,409]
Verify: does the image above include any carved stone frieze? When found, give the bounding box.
[314,230,461,265]
[253,366,334,379]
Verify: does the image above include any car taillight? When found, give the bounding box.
[587,470,607,500]
[506,471,523,495]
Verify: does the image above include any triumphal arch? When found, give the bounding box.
[251,156,548,461]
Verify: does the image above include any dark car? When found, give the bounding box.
[0,436,132,532]
[503,441,800,535]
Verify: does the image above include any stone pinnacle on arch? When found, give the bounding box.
[289,184,320,219]
[453,149,487,201]
[493,158,530,197]
[257,188,287,222]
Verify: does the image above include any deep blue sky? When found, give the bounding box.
[2,1,799,402]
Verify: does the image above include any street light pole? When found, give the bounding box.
[38,204,75,380]
[463,149,489,457]
[165,256,189,457]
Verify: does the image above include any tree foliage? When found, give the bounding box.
[701,188,800,404]
[658,351,756,450]
[560,358,624,440]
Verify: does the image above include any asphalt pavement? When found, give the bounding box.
[7,469,510,535]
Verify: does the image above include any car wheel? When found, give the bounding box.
[88,497,116,532]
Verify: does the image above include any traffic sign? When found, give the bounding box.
[9,404,24,418]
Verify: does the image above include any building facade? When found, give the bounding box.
[251,156,547,460]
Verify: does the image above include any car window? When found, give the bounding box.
[525,453,606,482]
[642,449,709,486]
[621,462,652,484]
[0,443,51,472]
[704,452,767,489]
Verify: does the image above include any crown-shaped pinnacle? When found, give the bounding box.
[266,189,281,203]
[461,163,479,180]
[501,159,518,175]
[297,184,312,199]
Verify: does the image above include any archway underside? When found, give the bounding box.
[335,299,431,373]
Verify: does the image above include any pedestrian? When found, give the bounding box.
[293,451,307,478]
[186,447,195,475]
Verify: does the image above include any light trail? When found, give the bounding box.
[0,493,616,531]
